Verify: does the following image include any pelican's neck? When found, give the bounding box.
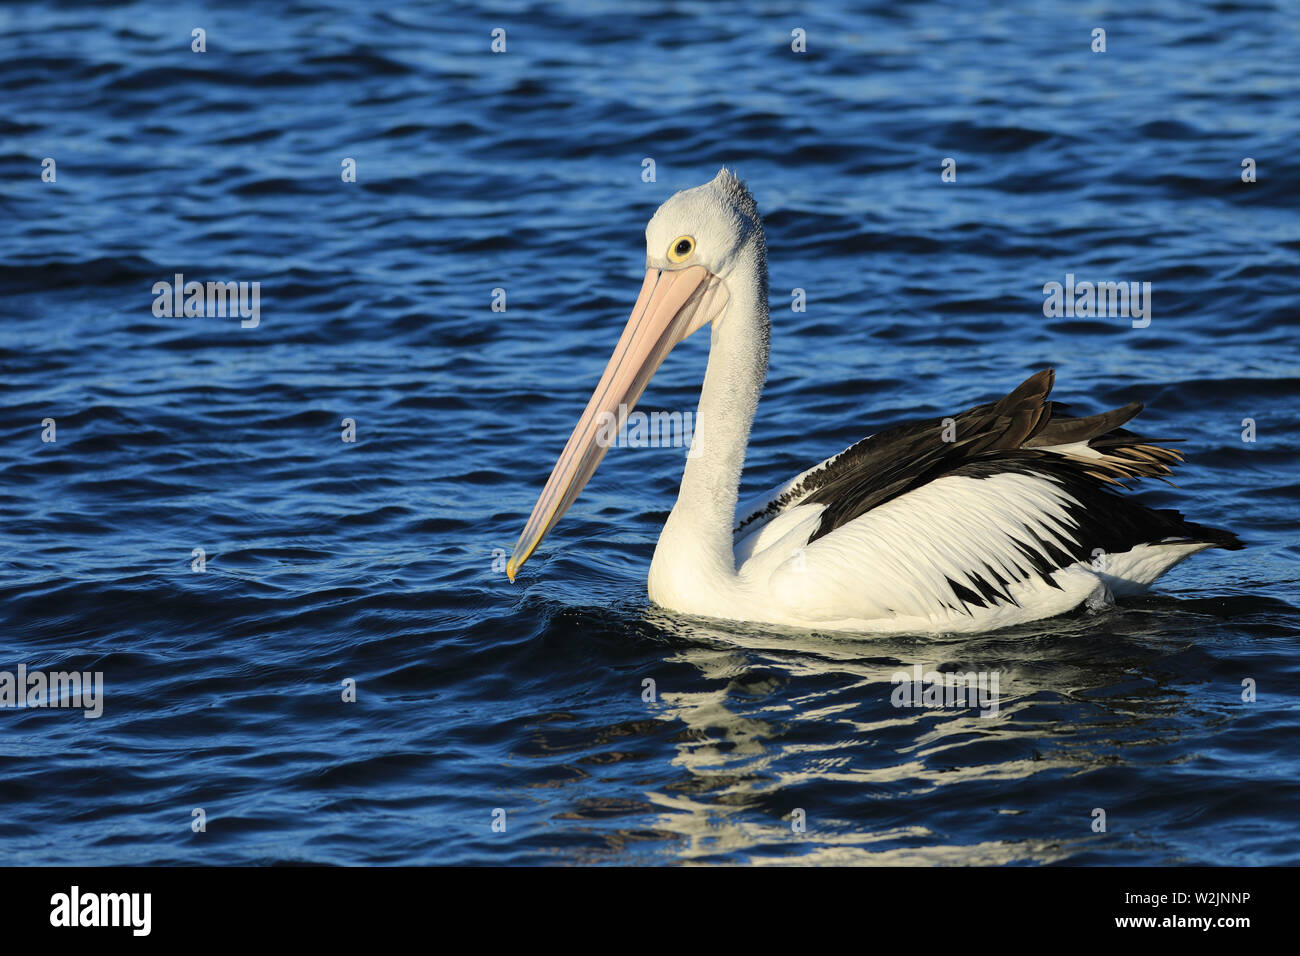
[649,241,769,606]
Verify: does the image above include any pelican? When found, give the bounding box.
[506,169,1242,634]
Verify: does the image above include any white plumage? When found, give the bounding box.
[508,169,1241,634]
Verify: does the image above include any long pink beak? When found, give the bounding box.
[507,264,726,581]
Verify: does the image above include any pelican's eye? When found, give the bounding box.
[667,235,695,263]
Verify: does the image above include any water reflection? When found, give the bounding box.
[629,603,1211,864]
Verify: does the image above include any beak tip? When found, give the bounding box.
[505,560,518,583]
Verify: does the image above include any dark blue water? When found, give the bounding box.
[2,1,1297,865]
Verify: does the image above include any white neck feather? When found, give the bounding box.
[648,241,769,612]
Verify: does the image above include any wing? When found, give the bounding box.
[735,370,1161,551]
[736,370,1241,625]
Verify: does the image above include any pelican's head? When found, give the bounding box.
[643,167,764,292]
[506,168,762,581]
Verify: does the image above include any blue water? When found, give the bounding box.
[1,1,1298,865]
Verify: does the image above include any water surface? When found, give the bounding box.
[1,0,1297,864]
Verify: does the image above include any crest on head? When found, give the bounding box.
[710,167,760,226]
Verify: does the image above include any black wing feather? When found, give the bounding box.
[744,370,1242,566]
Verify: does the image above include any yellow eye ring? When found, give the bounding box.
[667,235,695,263]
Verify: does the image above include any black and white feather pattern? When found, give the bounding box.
[734,370,1241,627]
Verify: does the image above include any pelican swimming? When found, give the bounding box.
[506,169,1242,634]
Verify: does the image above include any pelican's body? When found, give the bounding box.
[507,170,1241,634]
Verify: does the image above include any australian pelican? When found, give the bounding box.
[506,169,1241,634]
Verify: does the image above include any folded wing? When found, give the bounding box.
[735,370,1241,625]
